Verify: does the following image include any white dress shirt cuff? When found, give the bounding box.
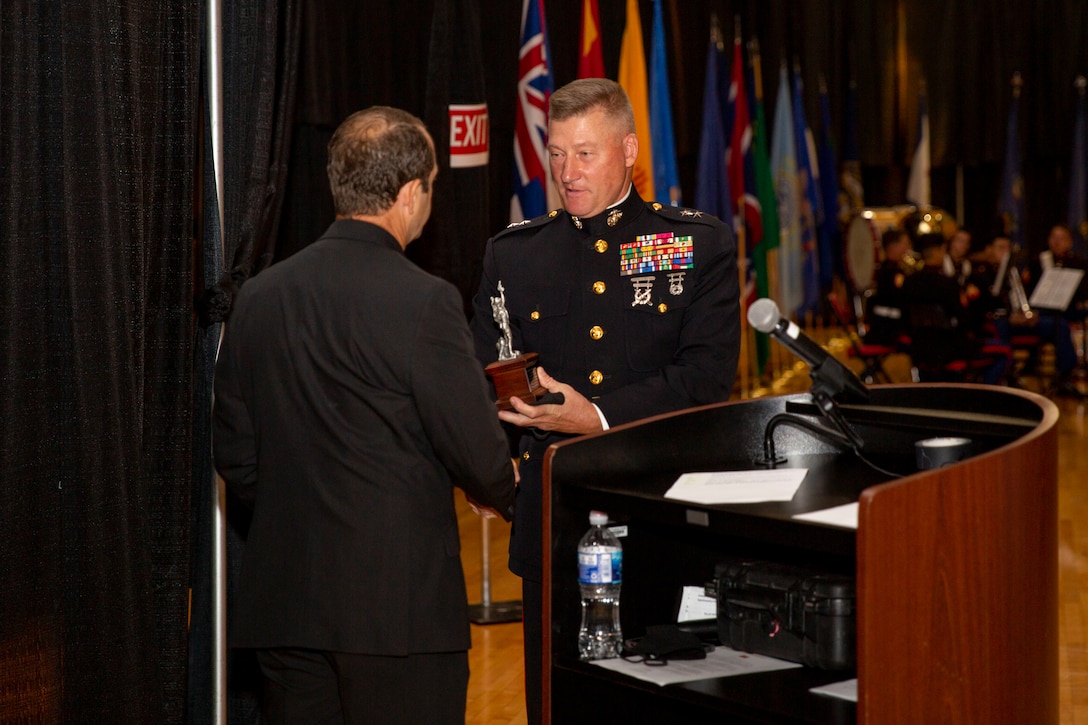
[593,403,610,431]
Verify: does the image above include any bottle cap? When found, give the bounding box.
[589,511,609,526]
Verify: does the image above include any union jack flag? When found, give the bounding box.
[510,0,553,222]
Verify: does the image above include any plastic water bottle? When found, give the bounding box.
[577,510,623,660]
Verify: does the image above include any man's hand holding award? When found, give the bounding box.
[484,281,547,410]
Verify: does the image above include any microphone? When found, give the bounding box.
[748,298,869,403]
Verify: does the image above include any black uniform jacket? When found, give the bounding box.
[470,189,741,580]
[213,219,515,654]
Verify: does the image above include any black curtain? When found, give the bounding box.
[406,0,492,315]
[189,0,301,722]
[0,1,198,722]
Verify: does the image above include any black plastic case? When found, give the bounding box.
[708,559,856,670]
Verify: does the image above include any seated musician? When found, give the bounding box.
[1031,223,1087,277]
[865,228,914,346]
[902,232,1007,384]
[943,228,973,287]
[969,232,1079,392]
[1024,223,1088,323]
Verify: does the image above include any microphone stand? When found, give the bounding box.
[755,375,866,468]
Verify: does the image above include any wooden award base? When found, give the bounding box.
[485,352,544,410]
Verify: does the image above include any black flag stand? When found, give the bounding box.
[468,517,523,624]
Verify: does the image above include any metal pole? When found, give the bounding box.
[206,0,227,721]
[467,517,522,624]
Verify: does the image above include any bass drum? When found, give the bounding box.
[843,206,915,292]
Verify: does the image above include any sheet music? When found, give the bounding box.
[1029,267,1084,311]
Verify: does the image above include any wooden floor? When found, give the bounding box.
[456,350,1088,724]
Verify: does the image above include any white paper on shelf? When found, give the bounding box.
[589,646,802,686]
[663,469,807,505]
[791,502,859,529]
[675,585,717,622]
[810,677,858,702]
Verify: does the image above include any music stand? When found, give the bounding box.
[1028,267,1088,396]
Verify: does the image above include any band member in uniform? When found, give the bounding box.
[1019,225,1083,389]
[470,78,740,724]
[1025,223,1088,321]
[902,232,1008,384]
[865,228,913,346]
[943,228,973,287]
[1030,223,1087,279]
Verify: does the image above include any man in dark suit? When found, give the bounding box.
[469,78,740,724]
[213,106,517,724]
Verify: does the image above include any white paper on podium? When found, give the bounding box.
[676,585,717,622]
[792,502,859,529]
[589,646,802,686]
[663,469,807,505]
[810,677,858,702]
[1029,266,1084,311]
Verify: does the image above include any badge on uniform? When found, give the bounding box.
[620,233,693,305]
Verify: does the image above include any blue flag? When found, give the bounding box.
[1068,77,1088,258]
[510,0,553,222]
[792,65,821,315]
[694,29,732,228]
[650,0,680,206]
[771,63,802,319]
[998,74,1025,250]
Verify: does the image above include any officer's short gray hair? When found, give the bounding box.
[549,78,635,135]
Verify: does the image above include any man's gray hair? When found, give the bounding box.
[549,78,635,134]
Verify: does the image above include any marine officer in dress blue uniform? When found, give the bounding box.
[469,78,741,725]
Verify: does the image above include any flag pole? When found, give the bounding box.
[731,17,750,397]
[205,0,228,720]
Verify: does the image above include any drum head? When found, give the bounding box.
[844,206,917,292]
[845,215,878,292]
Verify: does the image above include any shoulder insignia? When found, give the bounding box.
[495,209,563,239]
[648,203,719,227]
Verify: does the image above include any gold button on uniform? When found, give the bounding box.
[594,239,608,253]
[592,281,606,295]
[657,303,668,313]
[589,325,604,340]
[589,370,604,385]
[522,451,531,461]
[530,310,540,321]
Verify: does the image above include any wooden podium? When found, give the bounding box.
[541,384,1058,724]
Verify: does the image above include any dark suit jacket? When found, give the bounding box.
[213,219,515,655]
[469,190,740,580]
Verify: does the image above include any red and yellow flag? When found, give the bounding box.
[618,0,654,201]
[578,0,605,79]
